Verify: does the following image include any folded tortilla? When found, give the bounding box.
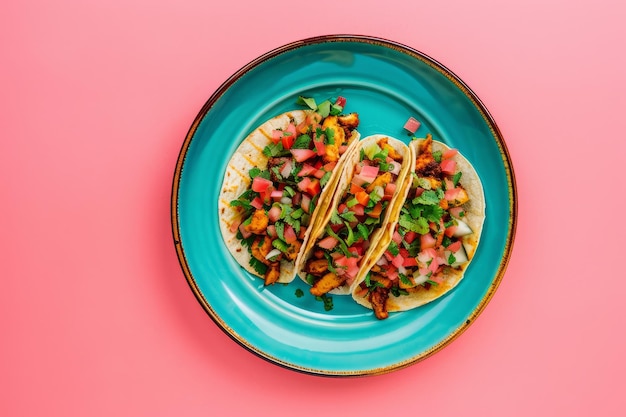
[218,110,361,284]
[296,134,413,295]
[350,136,486,317]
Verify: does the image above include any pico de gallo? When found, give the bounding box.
[303,136,405,296]
[356,134,474,319]
[229,97,359,285]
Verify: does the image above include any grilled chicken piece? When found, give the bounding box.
[264,262,280,285]
[284,240,302,261]
[246,209,269,234]
[415,135,442,179]
[305,259,329,276]
[337,113,359,129]
[310,272,346,296]
[365,171,393,193]
[369,287,390,320]
[321,116,344,163]
[250,236,274,265]
[377,137,403,161]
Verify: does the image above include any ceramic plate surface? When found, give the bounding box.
[172,35,516,376]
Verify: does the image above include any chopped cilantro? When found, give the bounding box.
[432,150,442,163]
[399,214,429,234]
[448,253,457,265]
[452,171,463,186]
[296,96,317,110]
[275,222,285,241]
[319,170,332,187]
[340,211,358,223]
[325,127,335,145]
[413,190,440,205]
[317,100,331,118]
[357,224,370,240]
[292,134,312,149]
[295,288,304,298]
[387,241,400,257]
[249,257,268,275]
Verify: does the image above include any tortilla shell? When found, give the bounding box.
[218,110,360,283]
[297,134,413,294]
[351,138,486,311]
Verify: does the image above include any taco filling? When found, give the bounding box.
[302,136,408,296]
[354,134,484,319]
[226,107,360,285]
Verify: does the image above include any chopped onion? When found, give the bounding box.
[265,248,281,260]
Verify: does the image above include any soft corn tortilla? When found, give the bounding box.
[297,134,413,294]
[351,138,486,311]
[218,110,360,283]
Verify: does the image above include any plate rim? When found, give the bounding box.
[171,34,518,377]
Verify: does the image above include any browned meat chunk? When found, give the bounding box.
[245,210,269,234]
[310,272,346,297]
[369,287,390,320]
[264,262,280,285]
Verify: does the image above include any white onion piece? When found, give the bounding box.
[280,197,293,205]
[265,248,281,260]
[452,219,472,237]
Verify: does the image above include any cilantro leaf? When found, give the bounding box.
[413,190,440,205]
[399,214,429,234]
[296,96,317,110]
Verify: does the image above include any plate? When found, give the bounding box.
[171,35,516,376]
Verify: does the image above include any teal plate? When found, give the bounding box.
[172,35,517,376]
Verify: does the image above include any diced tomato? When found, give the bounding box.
[267,206,282,223]
[404,231,417,244]
[355,191,370,206]
[447,240,462,252]
[403,117,421,134]
[392,254,404,268]
[445,188,461,201]
[429,256,440,273]
[303,178,321,196]
[286,122,297,138]
[440,159,457,175]
[292,192,301,207]
[271,129,282,144]
[299,226,307,239]
[251,176,273,193]
[387,268,399,281]
[318,236,339,249]
[282,133,295,150]
[335,96,347,107]
[238,223,252,239]
[444,178,456,191]
[314,139,326,156]
[250,197,264,209]
[384,182,396,197]
[297,177,311,192]
[444,225,458,238]
[339,145,347,154]
[350,183,365,194]
[367,202,383,218]
[349,244,364,256]
[297,164,318,177]
[392,230,402,244]
[403,257,419,267]
[420,233,437,249]
[449,207,465,219]
[337,203,347,214]
[290,148,316,162]
[442,149,458,160]
[301,194,311,213]
[414,187,424,198]
[267,224,276,237]
[360,165,379,180]
[270,190,283,200]
[284,224,297,244]
[350,204,365,217]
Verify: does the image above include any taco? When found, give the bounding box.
[351,134,486,319]
[218,108,361,285]
[296,135,413,296]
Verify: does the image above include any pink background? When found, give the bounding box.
[2,0,625,415]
